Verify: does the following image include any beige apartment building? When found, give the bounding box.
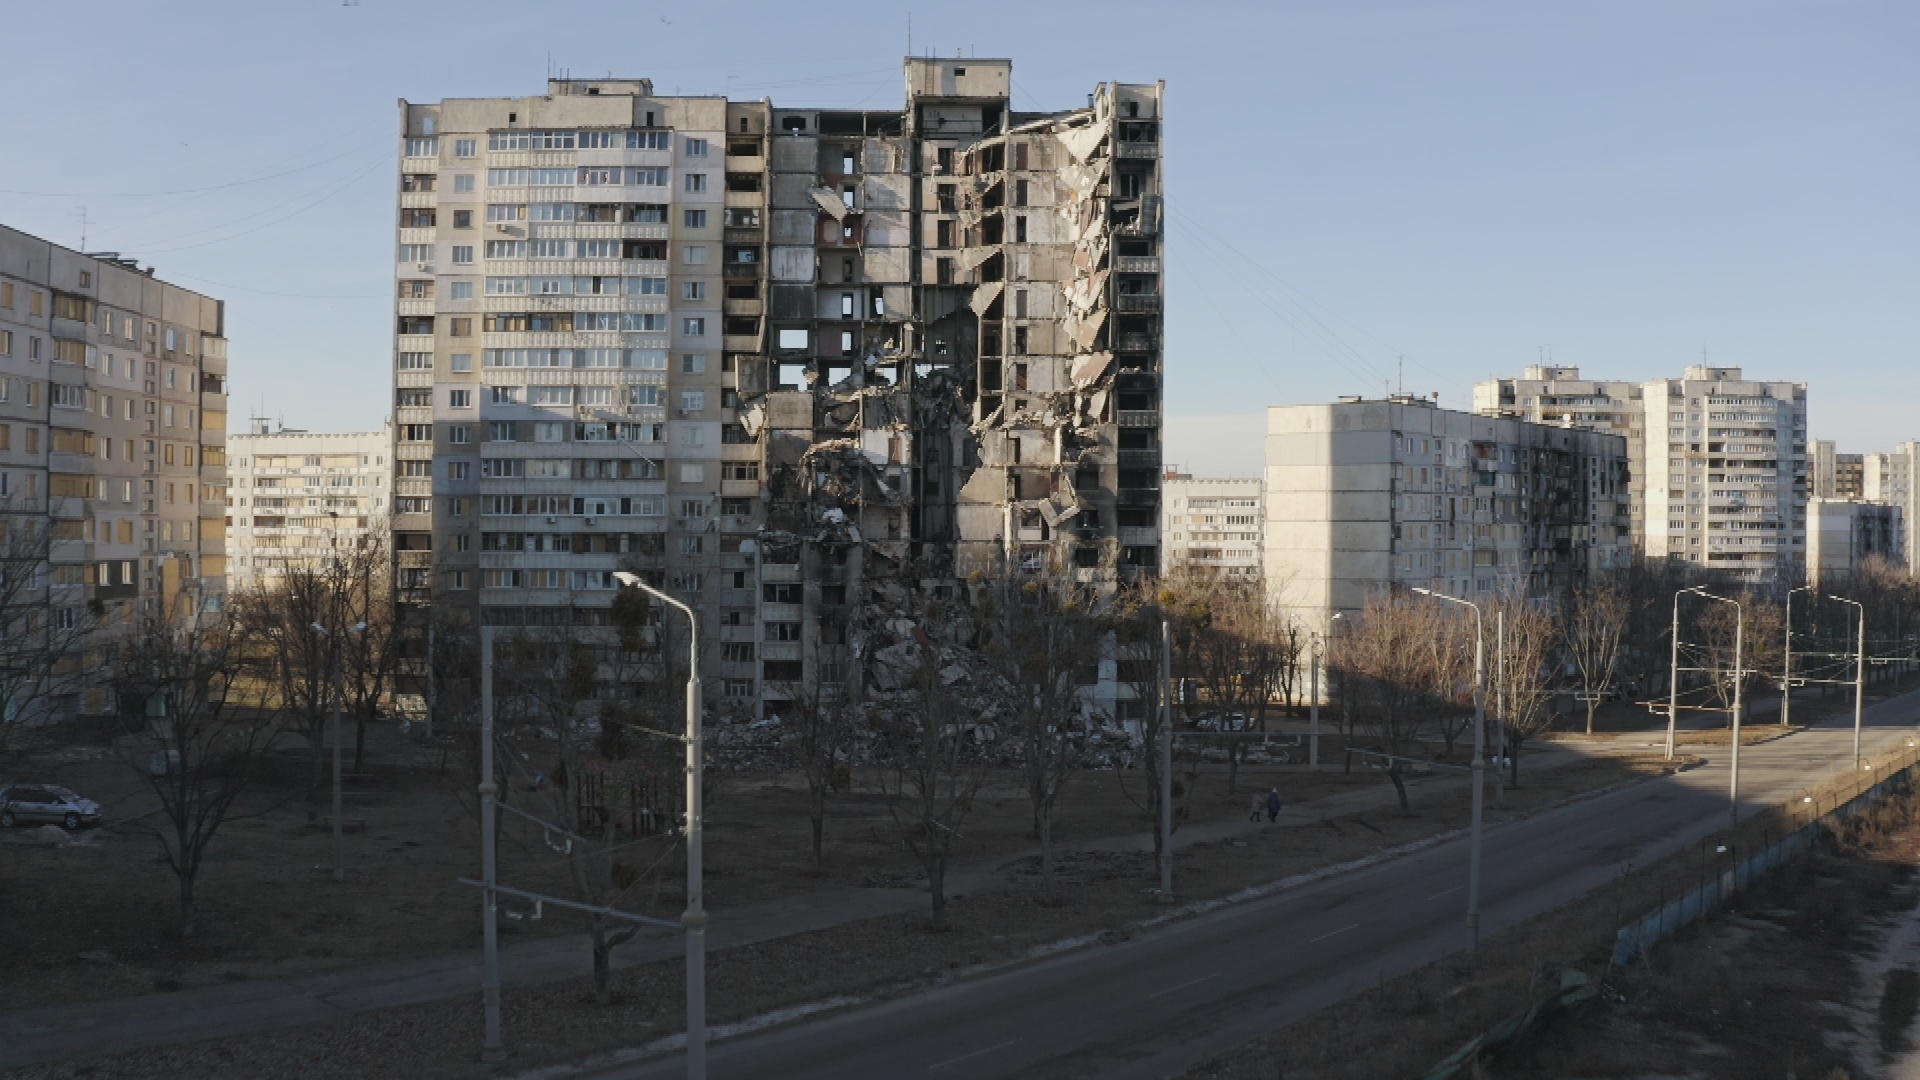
[226,421,391,592]
[0,226,229,718]
[1476,364,1808,580]
[391,59,1164,714]
[1160,469,1261,577]
[1807,496,1904,584]
[1264,397,1631,629]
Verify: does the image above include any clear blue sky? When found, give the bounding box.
[2,1,1912,477]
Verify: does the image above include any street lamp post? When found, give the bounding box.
[478,626,502,1058]
[309,619,367,885]
[1782,586,1814,729]
[1675,586,1743,824]
[613,572,707,1080]
[1829,595,1865,769]
[1158,615,1173,902]
[1309,612,1343,771]
[1409,588,1485,952]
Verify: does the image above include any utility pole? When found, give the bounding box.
[1158,615,1173,902]
[479,626,502,1060]
[1409,589,1484,951]
[1831,596,1865,769]
[1307,632,1319,771]
[331,645,343,883]
[1494,608,1505,806]
[1782,586,1812,728]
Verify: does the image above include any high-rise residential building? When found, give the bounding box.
[1810,440,1864,499]
[0,225,230,717]
[1807,497,1904,583]
[1263,397,1631,629]
[1641,367,1807,578]
[1160,469,1262,577]
[391,60,1164,715]
[1472,366,1647,545]
[225,420,391,592]
[1475,364,1808,580]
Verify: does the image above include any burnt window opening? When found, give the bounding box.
[1073,546,1100,569]
[842,258,855,282]
[936,258,954,285]
[980,361,1002,393]
[1015,178,1029,207]
[1014,216,1027,243]
[1117,171,1149,198]
[982,328,1001,356]
[937,184,957,213]
[1014,143,1029,171]
[781,115,807,133]
[937,147,955,173]
[1127,100,1140,118]
[936,219,955,249]
[725,172,763,192]
[1013,363,1029,392]
[725,282,759,300]
[1012,326,1028,355]
[739,117,749,132]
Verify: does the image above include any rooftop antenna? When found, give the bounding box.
[1397,355,1403,395]
[77,206,87,252]
[907,11,911,57]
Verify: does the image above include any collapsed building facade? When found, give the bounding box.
[391,59,1164,718]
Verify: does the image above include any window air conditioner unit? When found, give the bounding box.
[584,517,597,526]
[416,264,432,272]
[545,515,558,524]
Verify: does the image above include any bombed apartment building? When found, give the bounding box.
[391,58,1164,716]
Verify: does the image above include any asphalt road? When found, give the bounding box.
[600,701,1920,1080]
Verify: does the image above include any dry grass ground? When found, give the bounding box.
[0,749,1678,1079]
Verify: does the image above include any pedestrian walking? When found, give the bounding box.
[1266,788,1282,823]
[1248,793,1264,822]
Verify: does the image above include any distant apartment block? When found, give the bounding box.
[1811,440,1865,499]
[226,421,391,592]
[1476,364,1807,580]
[1264,397,1630,628]
[1807,497,1904,583]
[0,225,230,716]
[391,60,1164,715]
[1160,469,1261,577]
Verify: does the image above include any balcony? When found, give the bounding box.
[1117,410,1159,428]
[1115,294,1160,313]
[1114,255,1160,274]
[1116,333,1159,353]
[1119,527,1159,546]
[723,333,763,353]
[1117,448,1161,467]
[1116,142,1159,160]
[723,298,764,317]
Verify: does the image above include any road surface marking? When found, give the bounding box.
[928,1040,1016,1071]
[1149,973,1220,999]
[1310,922,1360,943]
[1426,886,1463,901]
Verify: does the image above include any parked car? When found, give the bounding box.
[0,785,101,830]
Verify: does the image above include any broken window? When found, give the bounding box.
[725,172,763,192]
[776,328,808,351]
[936,220,954,249]
[1014,143,1029,171]
[1015,216,1027,243]
[1013,326,1028,355]
[724,207,760,227]
[762,583,800,604]
[1013,363,1029,392]
[1118,170,1148,198]
[937,184,957,213]
[840,293,855,318]
[781,115,807,133]
[936,258,954,285]
[725,282,759,300]
[937,147,954,173]
[1015,289,1028,318]
[842,258,855,282]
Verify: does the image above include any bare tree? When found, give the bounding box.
[978,570,1106,888]
[0,510,100,757]
[113,604,283,937]
[1332,591,1443,814]
[1487,590,1559,785]
[871,645,989,930]
[1115,589,1175,858]
[777,678,854,870]
[1562,578,1628,735]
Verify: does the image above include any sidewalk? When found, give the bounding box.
[0,741,1595,1068]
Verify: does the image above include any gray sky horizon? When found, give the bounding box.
[2,0,1911,478]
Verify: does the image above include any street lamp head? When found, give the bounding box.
[613,571,642,588]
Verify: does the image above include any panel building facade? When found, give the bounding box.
[0,226,229,717]
[226,421,391,592]
[1160,469,1262,577]
[1264,397,1631,629]
[1475,364,1808,580]
[391,59,1163,714]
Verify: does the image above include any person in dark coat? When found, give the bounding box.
[1266,788,1282,822]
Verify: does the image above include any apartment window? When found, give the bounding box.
[489,386,520,405]
[449,389,472,408]
[454,138,476,158]
[447,425,471,444]
[681,353,706,374]
[682,318,706,336]
[534,422,565,442]
[0,331,9,356]
[449,318,472,337]
[452,173,475,193]
[398,352,433,370]
[452,210,473,228]
[1015,178,1029,206]
[684,245,708,266]
[684,281,706,301]
[684,173,707,193]
[685,137,708,157]
[1015,216,1027,243]
[450,281,473,300]
[450,352,473,371]
[400,424,432,442]
[680,391,705,412]
[678,463,705,483]
[452,246,474,265]
[684,209,707,228]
